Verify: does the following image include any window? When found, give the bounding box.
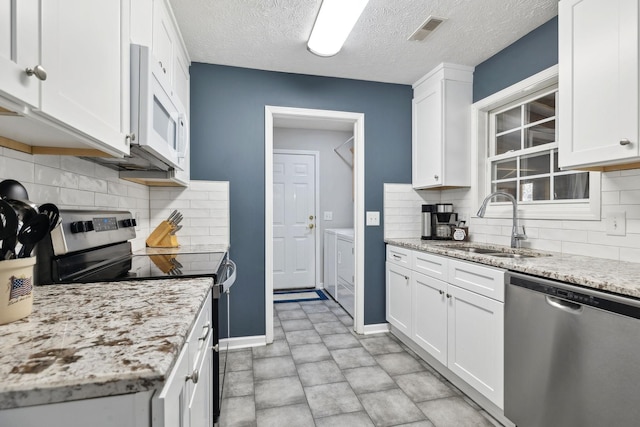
[473,65,600,221]
[488,87,589,203]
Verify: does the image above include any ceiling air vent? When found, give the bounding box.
[408,15,446,41]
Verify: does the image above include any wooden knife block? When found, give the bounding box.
[146,220,179,248]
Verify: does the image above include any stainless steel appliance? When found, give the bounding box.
[35,209,235,423]
[434,212,457,239]
[505,272,640,427]
[421,204,435,240]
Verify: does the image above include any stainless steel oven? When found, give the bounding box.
[35,209,235,423]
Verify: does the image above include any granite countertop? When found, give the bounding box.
[386,238,640,300]
[0,277,213,410]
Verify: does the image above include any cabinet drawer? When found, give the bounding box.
[387,245,411,267]
[448,259,505,302]
[412,251,448,281]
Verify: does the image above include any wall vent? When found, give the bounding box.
[408,15,446,41]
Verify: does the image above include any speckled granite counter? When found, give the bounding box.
[386,239,640,300]
[0,277,213,410]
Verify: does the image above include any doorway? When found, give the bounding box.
[265,106,365,342]
[272,150,319,290]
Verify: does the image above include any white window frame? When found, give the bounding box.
[471,65,601,221]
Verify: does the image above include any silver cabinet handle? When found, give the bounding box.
[439,290,444,295]
[198,322,211,341]
[620,139,631,146]
[404,275,409,281]
[392,254,401,260]
[434,175,439,180]
[186,369,199,383]
[446,293,451,298]
[25,65,47,81]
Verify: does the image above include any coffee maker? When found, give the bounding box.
[434,203,458,239]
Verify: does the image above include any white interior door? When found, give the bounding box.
[273,152,316,290]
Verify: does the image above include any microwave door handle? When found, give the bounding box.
[177,113,188,160]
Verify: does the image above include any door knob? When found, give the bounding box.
[308,224,314,229]
[25,65,47,81]
[620,139,631,146]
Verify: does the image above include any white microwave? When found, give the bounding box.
[130,44,187,171]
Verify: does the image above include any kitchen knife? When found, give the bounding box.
[167,210,178,223]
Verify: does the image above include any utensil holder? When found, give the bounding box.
[0,256,36,325]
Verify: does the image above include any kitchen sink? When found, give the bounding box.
[437,244,551,259]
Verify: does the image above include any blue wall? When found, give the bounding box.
[473,16,558,102]
[190,65,412,337]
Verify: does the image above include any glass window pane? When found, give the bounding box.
[492,181,517,199]
[555,173,589,200]
[521,152,550,177]
[553,149,559,172]
[496,130,521,155]
[496,107,521,133]
[520,177,550,201]
[492,159,517,180]
[525,93,555,124]
[524,120,555,148]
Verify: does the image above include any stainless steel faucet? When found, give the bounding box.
[476,191,527,248]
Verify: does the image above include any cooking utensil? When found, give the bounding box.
[167,210,178,223]
[0,200,19,260]
[38,203,60,232]
[17,214,50,258]
[173,213,183,225]
[0,179,29,200]
[169,225,182,235]
[7,199,38,224]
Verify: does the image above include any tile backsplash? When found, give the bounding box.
[0,147,229,252]
[384,170,640,263]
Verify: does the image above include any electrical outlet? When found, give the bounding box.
[606,211,626,236]
[323,211,333,221]
[366,211,380,226]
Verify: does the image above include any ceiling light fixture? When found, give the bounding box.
[307,0,369,57]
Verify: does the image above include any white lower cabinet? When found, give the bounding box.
[386,245,505,409]
[385,261,413,337]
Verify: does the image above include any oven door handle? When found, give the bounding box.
[221,259,236,293]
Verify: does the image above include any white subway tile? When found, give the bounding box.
[77,175,107,193]
[60,156,95,176]
[562,241,619,260]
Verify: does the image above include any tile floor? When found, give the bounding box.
[219,294,503,427]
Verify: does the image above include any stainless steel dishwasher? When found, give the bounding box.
[505,271,640,427]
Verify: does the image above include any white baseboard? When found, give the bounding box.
[362,323,390,335]
[221,335,266,350]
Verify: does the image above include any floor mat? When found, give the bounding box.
[273,289,328,303]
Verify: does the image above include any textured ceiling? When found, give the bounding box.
[168,0,558,85]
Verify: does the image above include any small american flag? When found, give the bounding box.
[10,276,32,300]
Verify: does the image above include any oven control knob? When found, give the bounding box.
[121,218,133,228]
[84,221,94,232]
[131,218,137,227]
[70,221,86,233]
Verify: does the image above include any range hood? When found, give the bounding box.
[84,145,188,187]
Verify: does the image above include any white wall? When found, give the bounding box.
[274,128,354,283]
[0,148,150,250]
[384,170,640,263]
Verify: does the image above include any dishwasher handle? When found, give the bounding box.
[545,295,583,314]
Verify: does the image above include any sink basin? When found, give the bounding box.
[437,244,551,259]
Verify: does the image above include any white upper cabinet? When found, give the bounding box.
[152,0,175,92]
[559,0,640,169]
[0,0,131,157]
[39,0,130,156]
[412,63,473,189]
[0,0,40,108]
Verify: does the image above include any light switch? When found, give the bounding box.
[323,211,333,221]
[366,211,380,226]
[606,211,626,236]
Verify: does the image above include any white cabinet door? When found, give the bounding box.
[385,261,412,336]
[188,334,212,427]
[412,271,448,365]
[152,342,190,427]
[174,46,190,111]
[447,284,504,409]
[413,80,443,188]
[40,0,130,156]
[0,0,40,107]
[559,0,640,168]
[412,64,473,189]
[152,0,175,92]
